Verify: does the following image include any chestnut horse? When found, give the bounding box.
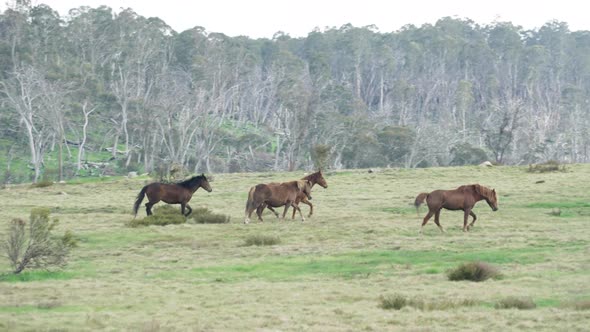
[133,174,212,217]
[244,180,312,224]
[414,184,498,233]
[261,170,328,219]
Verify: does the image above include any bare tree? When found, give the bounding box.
[77,100,96,172]
[0,66,51,182]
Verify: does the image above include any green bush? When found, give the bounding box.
[495,296,536,310]
[244,234,281,246]
[447,261,499,282]
[128,206,229,227]
[2,208,75,274]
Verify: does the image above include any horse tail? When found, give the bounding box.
[245,186,256,215]
[414,192,429,215]
[133,185,148,217]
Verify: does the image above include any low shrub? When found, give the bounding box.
[527,160,566,173]
[2,208,76,274]
[447,261,499,282]
[379,294,407,310]
[495,296,536,309]
[31,179,54,188]
[244,234,281,246]
[128,205,186,227]
[129,206,230,227]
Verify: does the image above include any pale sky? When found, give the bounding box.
[5,0,590,38]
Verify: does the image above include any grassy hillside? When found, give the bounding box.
[0,165,589,331]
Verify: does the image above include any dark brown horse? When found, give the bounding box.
[414,184,498,233]
[244,180,312,224]
[133,174,212,217]
[261,170,328,219]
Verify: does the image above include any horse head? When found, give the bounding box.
[297,180,312,200]
[315,169,328,189]
[199,173,213,192]
[475,184,498,211]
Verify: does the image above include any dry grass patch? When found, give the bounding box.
[567,299,590,310]
[189,207,230,224]
[244,234,281,246]
[379,294,478,311]
[495,296,536,310]
[447,261,500,282]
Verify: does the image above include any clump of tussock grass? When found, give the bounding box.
[244,234,281,246]
[37,300,62,310]
[447,261,500,282]
[379,294,478,311]
[568,300,590,310]
[31,179,53,188]
[527,160,566,173]
[189,207,230,224]
[495,296,536,310]
[379,294,407,310]
[127,205,186,227]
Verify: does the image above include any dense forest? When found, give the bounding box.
[1,2,590,183]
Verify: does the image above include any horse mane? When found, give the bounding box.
[301,171,321,182]
[178,175,205,189]
[460,184,495,200]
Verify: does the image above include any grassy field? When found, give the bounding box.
[0,165,589,331]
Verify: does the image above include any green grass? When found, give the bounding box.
[0,164,589,331]
[161,248,549,282]
[526,201,590,209]
[0,270,75,282]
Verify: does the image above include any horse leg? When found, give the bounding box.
[292,202,305,222]
[281,205,291,220]
[463,209,471,232]
[467,211,477,230]
[255,205,265,222]
[145,201,156,216]
[433,210,445,233]
[266,205,280,218]
[295,197,313,218]
[244,206,255,224]
[185,204,192,217]
[420,210,435,233]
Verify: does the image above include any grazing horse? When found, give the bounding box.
[244,180,312,224]
[262,170,328,219]
[133,174,212,217]
[414,184,498,233]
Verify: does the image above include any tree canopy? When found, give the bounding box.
[1,3,590,182]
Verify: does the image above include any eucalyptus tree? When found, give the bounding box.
[0,66,51,182]
[107,9,173,161]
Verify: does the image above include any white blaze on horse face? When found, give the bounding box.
[244,217,250,224]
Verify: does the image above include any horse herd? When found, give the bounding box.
[132,170,499,232]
